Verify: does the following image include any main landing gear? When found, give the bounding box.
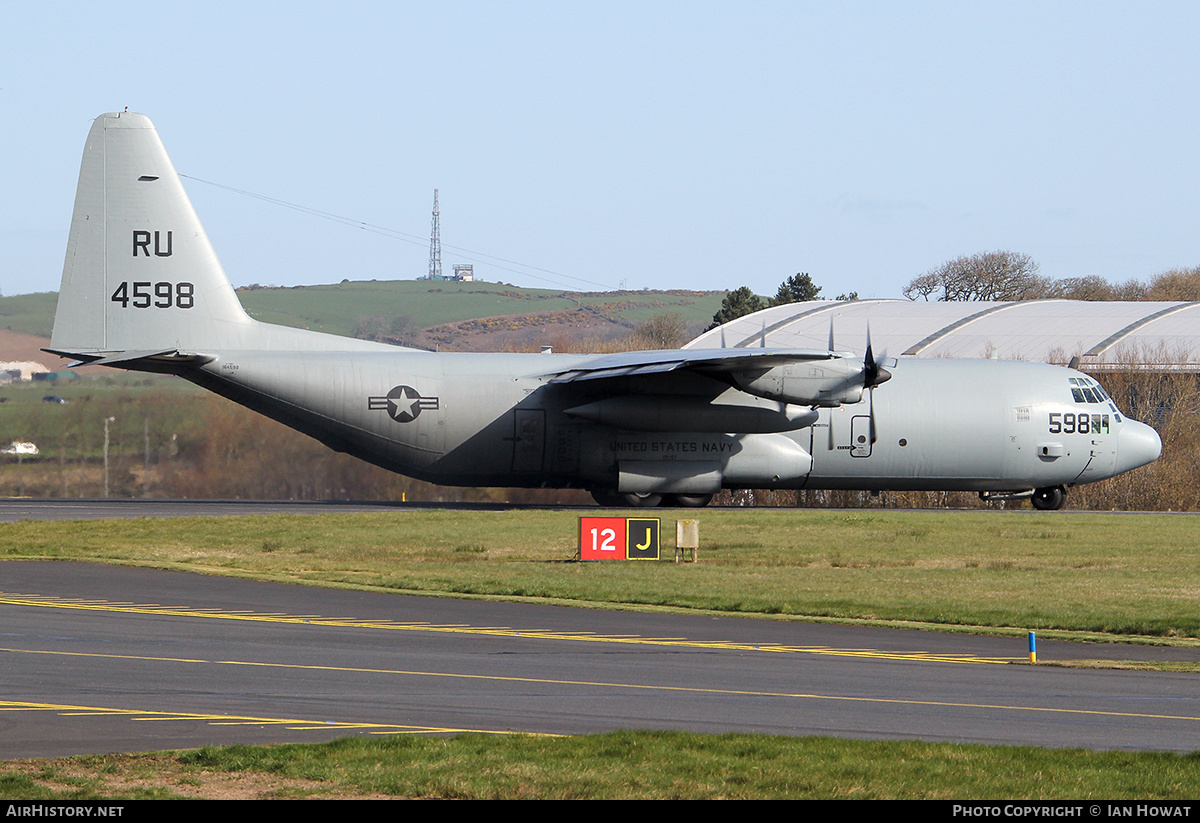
[980,485,1069,510]
[590,490,714,508]
[1030,485,1067,511]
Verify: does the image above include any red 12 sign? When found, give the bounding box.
[579,517,627,560]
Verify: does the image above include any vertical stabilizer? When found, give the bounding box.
[52,112,255,355]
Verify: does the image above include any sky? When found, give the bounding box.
[4,2,1199,300]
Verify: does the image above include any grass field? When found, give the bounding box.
[3,507,1199,799]
[5,733,1200,799]
[4,508,1200,641]
[0,375,201,463]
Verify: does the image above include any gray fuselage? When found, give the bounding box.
[181,350,1158,496]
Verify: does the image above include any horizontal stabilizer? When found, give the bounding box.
[42,347,215,368]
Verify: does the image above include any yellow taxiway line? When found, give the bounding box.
[0,591,1012,664]
[4,648,1199,727]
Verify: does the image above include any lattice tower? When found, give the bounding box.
[428,188,442,280]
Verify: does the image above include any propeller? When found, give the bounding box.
[820,317,836,449]
[862,326,891,389]
[823,326,892,451]
[862,325,890,444]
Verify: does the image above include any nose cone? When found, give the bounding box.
[1115,420,1162,475]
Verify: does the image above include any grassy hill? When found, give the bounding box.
[0,281,726,349]
[0,292,60,338]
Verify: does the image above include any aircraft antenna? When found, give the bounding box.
[428,189,442,280]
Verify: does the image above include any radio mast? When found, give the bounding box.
[428,188,442,280]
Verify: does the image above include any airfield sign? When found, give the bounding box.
[579,517,660,560]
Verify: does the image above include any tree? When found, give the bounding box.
[1046,276,1122,301]
[634,312,687,348]
[903,251,1049,302]
[707,286,765,330]
[1146,267,1200,301]
[769,272,822,306]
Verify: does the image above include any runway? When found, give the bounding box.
[1,498,1194,523]
[0,498,425,522]
[2,560,1199,758]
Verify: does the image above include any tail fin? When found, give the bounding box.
[51,112,256,357]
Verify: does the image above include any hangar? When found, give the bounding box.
[686,299,1200,371]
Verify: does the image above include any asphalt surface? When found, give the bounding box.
[2,498,1197,523]
[0,498,423,522]
[3,557,1199,759]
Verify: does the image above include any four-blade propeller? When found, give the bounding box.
[863,327,891,389]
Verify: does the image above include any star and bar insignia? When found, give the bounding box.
[368,385,440,423]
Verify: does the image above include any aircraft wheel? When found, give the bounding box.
[1030,486,1066,511]
[590,489,624,507]
[620,492,663,508]
[665,494,713,508]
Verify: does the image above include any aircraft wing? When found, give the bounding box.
[545,347,878,432]
[546,347,841,383]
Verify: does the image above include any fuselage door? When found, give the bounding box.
[850,415,873,457]
[1074,412,1116,482]
[512,409,546,472]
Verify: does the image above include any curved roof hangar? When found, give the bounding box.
[685,299,1200,371]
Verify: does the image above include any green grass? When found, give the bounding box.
[0,291,59,337]
[235,280,723,336]
[4,733,1200,799]
[0,376,202,461]
[3,508,1200,640]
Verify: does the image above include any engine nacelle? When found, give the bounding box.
[730,357,867,407]
[565,394,819,433]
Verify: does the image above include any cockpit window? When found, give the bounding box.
[1068,377,1116,410]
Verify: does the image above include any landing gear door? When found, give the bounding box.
[850,415,873,458]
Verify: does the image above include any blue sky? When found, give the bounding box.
[4,2,1198,299]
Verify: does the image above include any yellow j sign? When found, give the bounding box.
[626,518,660,560]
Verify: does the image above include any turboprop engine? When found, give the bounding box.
[729,346,892,407]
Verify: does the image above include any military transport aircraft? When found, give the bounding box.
[47,112,1162,509]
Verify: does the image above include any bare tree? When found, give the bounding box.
[904,251,1050,301]
[1146,267,1200,301]
[1047,275,1120,301]
[634,312,687,348]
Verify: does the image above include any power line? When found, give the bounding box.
[178,174,618,291]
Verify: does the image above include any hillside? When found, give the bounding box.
[0,330,58,367]
[0,280,726,352]
[0,292,59,339]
